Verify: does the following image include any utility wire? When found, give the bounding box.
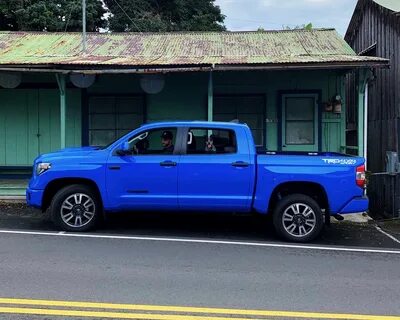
[64,2,74,32]
[112,0,142,33]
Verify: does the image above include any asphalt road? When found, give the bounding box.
[0,206,400,319]
[0,224,399,319]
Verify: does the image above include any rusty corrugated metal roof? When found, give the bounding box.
[0,29,389,70]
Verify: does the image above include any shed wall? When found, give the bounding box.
[346,0,400,172]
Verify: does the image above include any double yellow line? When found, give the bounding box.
[0,298,399,319]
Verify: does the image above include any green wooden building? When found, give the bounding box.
[0,29,388,197]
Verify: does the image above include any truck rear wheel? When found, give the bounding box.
[273,194,323,242]
[50,184,101,232]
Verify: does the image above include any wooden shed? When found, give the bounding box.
[345,0,400,172]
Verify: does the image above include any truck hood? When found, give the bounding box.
[35,146,103,162]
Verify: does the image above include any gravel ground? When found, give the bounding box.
[377,218,400,237]
[0,201,39,216]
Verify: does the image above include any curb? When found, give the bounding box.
[0,196,26,202]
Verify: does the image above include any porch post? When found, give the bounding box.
[340,74,347,152]
[56,74,67,149]
[357,69,371,159]
[207,70,213,121]
[357,86,364,157]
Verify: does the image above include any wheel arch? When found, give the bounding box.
[268,181,329,213]
[42,178,103,212]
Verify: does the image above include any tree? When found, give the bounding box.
[0,0,20,30]
[103,0,226,32]
[283,23,313,31]
[0,0,106,32]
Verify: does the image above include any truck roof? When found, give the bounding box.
[141,121,249,129]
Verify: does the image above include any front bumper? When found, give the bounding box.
[338,196,369,214]
[26,187,44,209]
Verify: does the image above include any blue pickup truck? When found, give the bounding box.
[27,121,368,242]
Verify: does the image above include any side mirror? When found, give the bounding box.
[121,142,130,152]
[116,142,130,156]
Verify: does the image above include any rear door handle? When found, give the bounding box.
[160,161,177,167]
[231,161,249,167]
[108,165,120,170]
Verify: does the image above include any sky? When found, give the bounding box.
[215,0,358,36]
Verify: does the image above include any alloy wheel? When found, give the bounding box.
[282,203,317,238]
[60,193,96,228]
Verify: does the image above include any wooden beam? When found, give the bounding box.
[56,74,67,149]
[207,71,213,121]
[340,74,346,151]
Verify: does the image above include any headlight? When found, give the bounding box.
[36,162,51,175]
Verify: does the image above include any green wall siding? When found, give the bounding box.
[0,69,347,167]
[0,90,38,166]
[88,73,208,122]
[0,88,81,166]
[89,71,347,152]
[146,73,207,122]
[213,70,346,152]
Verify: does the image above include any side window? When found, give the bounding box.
[187,128,237,155]
[128,128,177,155]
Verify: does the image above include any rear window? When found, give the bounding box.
[186,128,237,155]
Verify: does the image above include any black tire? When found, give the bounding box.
[50,184,101,232]
[273,194,323,243]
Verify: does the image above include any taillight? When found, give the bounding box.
[356,164,366,188]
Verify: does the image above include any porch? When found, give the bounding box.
[0,69,372,197]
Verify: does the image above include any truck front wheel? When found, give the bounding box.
[273,194,323,242]
[50,184,101,232]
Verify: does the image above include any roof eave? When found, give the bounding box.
[0,60,389,74]
[214,61,389,71]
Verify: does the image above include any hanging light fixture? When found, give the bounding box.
[140,74,165,94]
[70,73,96,88]
[0,72,22,88]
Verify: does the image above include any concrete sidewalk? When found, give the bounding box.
[0,179,28,199]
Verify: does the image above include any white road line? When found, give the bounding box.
[0,228,399,255]
[375,225,400,244]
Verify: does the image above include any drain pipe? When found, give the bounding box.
[364,83,368,170]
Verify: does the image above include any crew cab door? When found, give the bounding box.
[178,126,254,211]
[106,127,181,210]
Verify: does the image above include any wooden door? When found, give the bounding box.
[281,94,319,152]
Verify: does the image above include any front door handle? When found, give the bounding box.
[231,161,249,167]
[160,161,177,167]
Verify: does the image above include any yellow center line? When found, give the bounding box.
[0,298,399,320]
[0,307,267,320]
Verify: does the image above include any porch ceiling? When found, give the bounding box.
[0,29,389,72]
